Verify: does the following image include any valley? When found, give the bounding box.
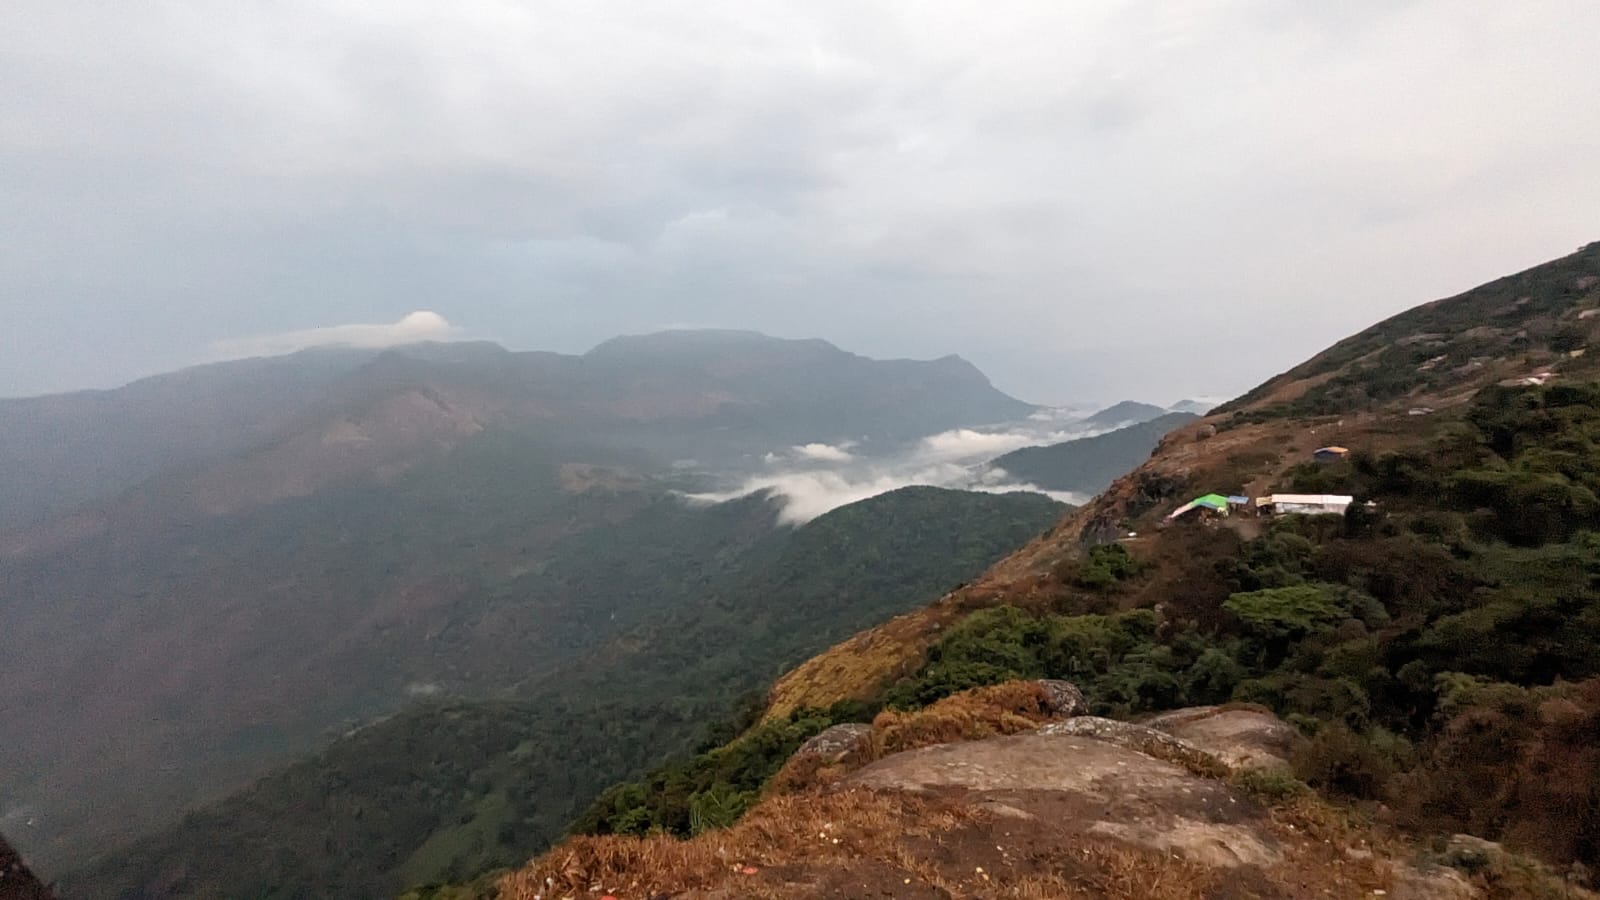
[1,329,1181,897]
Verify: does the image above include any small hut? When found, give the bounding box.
[1313,446,1350,463]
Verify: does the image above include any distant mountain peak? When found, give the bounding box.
[1079,400,1169,429]
[584,329,842,358]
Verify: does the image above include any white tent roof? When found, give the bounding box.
[1263,494,1354,505]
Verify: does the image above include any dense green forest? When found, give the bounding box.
[575,383,1600,873]
[68,487,1065,900]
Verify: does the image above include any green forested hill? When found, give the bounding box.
[64,486,1065,900]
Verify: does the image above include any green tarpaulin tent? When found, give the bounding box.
[1166,493,1231,519]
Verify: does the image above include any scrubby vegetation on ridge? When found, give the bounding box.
[569,382,1600,879]
[1219,241,1600,421]
[889,381,1600,873]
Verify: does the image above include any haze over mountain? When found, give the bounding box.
[1,330,1123,883]
[0,330,1031,532]
[8,3,1600,896]
[65,486,1067,899]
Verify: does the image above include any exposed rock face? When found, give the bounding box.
[1035,679,1088,718]
[1441,833,1504,871]
[1388,863,1478,900]
[847,730,1279,868]
[1143,705,1303,772]
[1037,717,1229,777]
[793,723,873,764]
[0,833,53,900]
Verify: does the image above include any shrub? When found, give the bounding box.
[1070,543,1147,592]
[1232,768,1311,803]
[1292,723,1393,799]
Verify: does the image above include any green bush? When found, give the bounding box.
[1232,768,1311,803]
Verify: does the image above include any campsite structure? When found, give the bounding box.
[1255,494,1354,516]
[1312,446,1349,462]
[1165,494,1231,521]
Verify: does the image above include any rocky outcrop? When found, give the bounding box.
[848,730,1279,868]
[1035,679,1088,718]
[1037,717,1230,777]
[1143,705,1303,772]
[793,723,873,764]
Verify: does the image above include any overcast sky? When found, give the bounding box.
[4,1,1598,403]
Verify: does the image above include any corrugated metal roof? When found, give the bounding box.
[1263,494,1354,505]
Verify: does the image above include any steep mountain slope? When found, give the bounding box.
[0,347,379,529]
[63,488,1065,900]
[497,241,1600,897]
[985,412,1199,495]
[770,240,1600,716]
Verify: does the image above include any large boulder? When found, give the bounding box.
[1035,679,1088,718]
[1037,717,1229,777]
[793,723,873,764]
[1142,705,1303,772]
[847,730,1279,868]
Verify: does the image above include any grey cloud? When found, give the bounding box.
[4,1,1599,401]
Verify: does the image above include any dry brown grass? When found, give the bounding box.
[872,681,1061,757]
[499,789,981,899]
[762,603,958,721]
[499,784,1239,900]
[767,681,1068,796]
[1005,846,1219,900]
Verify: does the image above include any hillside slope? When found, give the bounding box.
[496,241,1600,898]
[770,240,1600,716]
[986,411,1199,495]
[0,331,1039,872]
[62,488,1065,900]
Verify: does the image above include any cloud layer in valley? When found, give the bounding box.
[5,2,1600,401]
[688,412,1110,524]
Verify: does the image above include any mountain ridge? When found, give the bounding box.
[0,331,1034,533]
[491,241,1600,899]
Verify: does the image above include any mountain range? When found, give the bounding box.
[458,241,1600,899]
[30,235,1596,900]
[5,330,1185,894]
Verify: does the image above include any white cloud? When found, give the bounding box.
[685,463,1083,526]
[686,416,1103,523]
[790,442,856,463]
[208,311,457,360]
[915,428,1042,463]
